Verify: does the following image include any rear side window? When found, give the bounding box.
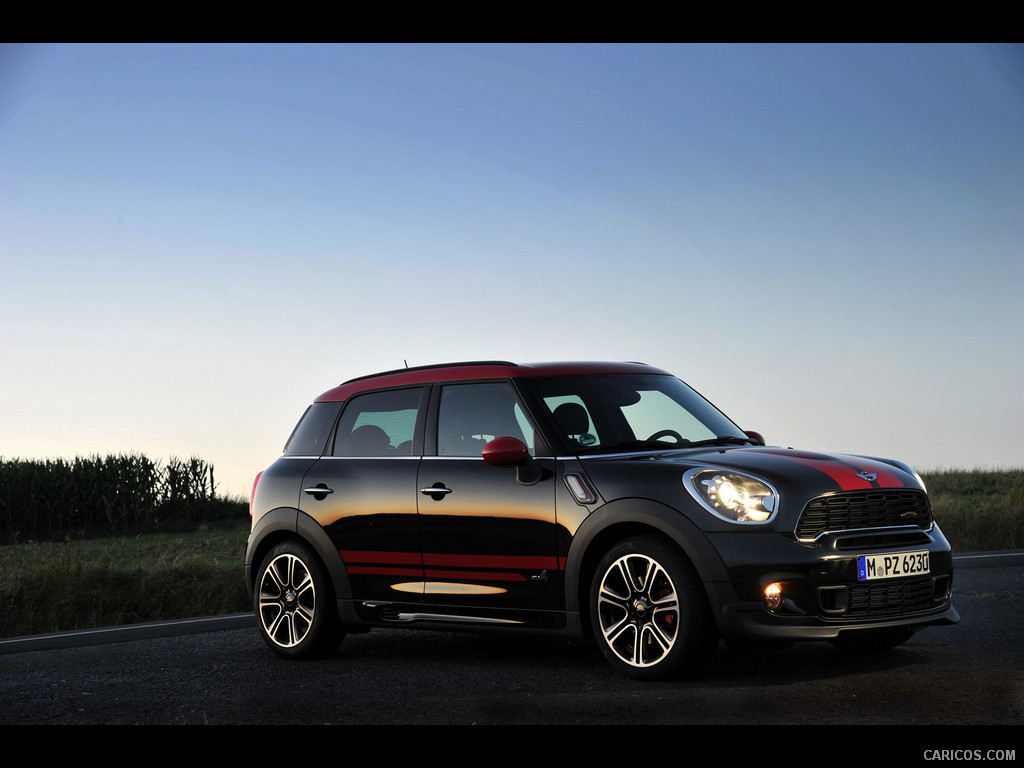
[333,387,424,456]
[283,402,343,456]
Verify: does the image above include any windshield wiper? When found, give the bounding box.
[576,435,755,454]
[684,436,756,448]
[576,440,679,454]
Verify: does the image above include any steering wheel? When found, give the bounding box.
[647,429,685,444]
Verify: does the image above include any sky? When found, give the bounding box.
[1,43,1022,498]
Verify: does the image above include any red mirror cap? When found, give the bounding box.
[744,430,766,446]
[482,436,530,466]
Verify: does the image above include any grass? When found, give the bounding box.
[0,469,1019,639]
[0,522,250,638]
[920,469,1023,552]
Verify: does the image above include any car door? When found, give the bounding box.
[415,380,561,624]
[298,386,426,602]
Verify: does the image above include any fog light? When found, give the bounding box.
[764,582,783,610]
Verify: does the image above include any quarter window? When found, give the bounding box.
[283,402,343,456]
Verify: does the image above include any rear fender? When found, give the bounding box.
[246,507,354,605]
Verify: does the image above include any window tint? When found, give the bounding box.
[283,402,343,456]
[333,388,424,456]
[437,382,534,456]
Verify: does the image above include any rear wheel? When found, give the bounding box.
[255,540,344,659]
[590,535,715,680]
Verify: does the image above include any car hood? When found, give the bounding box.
[683,446,920,491]
[578,445,925,523]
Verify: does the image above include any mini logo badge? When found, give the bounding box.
[855,471,877,482]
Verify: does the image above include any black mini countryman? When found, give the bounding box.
[245,361,958,680]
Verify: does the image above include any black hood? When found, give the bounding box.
[579,445,925,529]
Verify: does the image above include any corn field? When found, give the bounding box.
[0,454,242,542]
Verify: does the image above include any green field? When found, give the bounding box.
[0,522,250,638]
[0,467,1020,639]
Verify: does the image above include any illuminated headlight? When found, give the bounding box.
[683,468,779,524]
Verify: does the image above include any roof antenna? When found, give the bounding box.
[404,359,409,368]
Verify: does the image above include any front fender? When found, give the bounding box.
[563,497,728,616]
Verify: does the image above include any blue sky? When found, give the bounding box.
[2,43,1021,497]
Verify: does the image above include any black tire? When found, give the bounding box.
[830,626,915,653]
[590,535,716,680]
[254,540,344,659]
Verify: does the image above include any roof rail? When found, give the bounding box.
[340,360,517,385]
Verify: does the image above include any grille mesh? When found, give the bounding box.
[796,490,931,539]
[847,576,936,616]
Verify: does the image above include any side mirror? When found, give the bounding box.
[482,437,544,486]
[744,430,766,446]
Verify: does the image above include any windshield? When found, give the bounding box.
[520,374,749,454]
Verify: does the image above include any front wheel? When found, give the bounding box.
[590,535,715,680]
[255,540,344,659]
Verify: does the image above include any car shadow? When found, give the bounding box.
[276,626,945,691]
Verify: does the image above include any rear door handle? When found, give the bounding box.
[303,484,334,500]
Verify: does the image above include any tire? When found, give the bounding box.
[830,626,915,653]
[590,535,715,680]
[255,540,344,659]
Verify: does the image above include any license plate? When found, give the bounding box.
[857,551,930,581]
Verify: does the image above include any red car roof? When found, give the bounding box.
[314,361,669,402]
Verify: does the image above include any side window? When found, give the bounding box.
[283,402,343,456]
[437,382,534,456]
[333,388,423,457]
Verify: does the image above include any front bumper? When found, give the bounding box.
[703,525,959,641]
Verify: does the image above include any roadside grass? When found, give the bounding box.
[0,469,1019,639]
[921,469,1023,553]
[0,521,250,638]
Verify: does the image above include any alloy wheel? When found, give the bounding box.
[258,552,317,649]
[596,552,679,668]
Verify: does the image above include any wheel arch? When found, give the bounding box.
[564,498,727,639]
[245,507,354,604]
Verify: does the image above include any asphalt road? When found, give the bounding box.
[1,554,1021,731]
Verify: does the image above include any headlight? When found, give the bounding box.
[683,468,778,524]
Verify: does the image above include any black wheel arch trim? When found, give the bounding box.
[563,497,728,616]
[245,507,354,605]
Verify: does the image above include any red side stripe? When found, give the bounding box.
[339,550,563,574]
[340,550,423,565]
[347,565,424,576]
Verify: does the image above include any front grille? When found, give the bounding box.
[847,576,937,617]
[796,490,931,539]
